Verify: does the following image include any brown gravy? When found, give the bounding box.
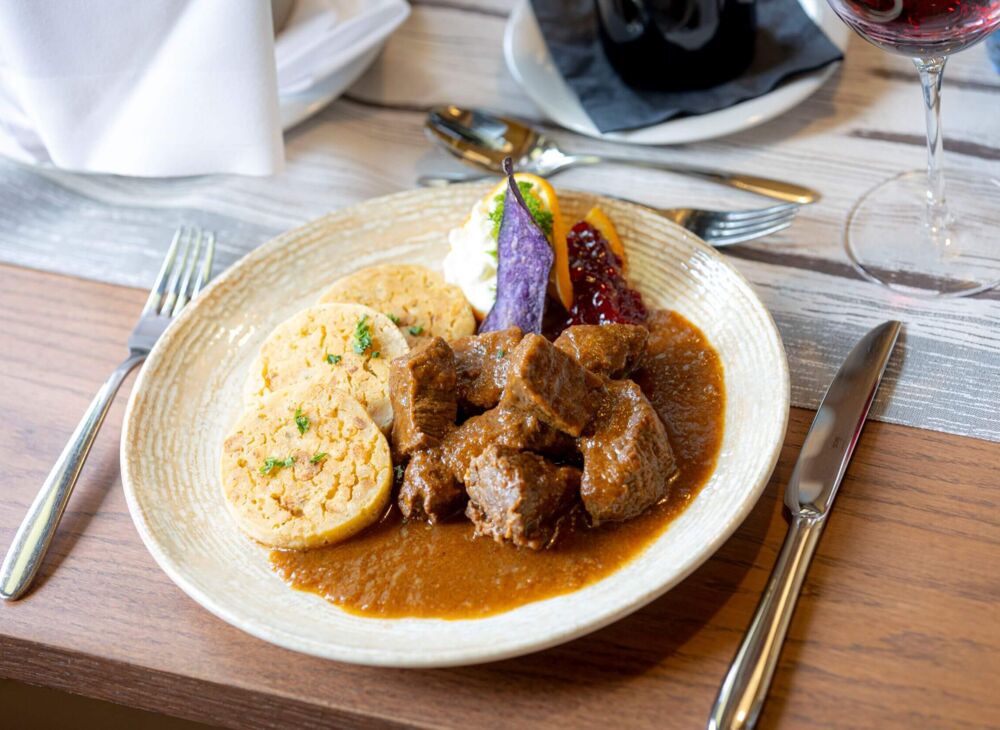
[269,310,725,619]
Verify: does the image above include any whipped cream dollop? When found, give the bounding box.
[442,194,499,319]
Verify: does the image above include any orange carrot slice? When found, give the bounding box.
[583,206,626,269]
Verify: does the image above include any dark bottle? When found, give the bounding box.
[596,0,757,90]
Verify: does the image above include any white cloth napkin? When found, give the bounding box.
[0,0,284,177]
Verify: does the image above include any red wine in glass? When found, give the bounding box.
[827,0,1000,56]
[820,0,1000,297]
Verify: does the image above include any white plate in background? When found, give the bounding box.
[503,0,850,145]
[278,0,409,130]
[280,45,383,129]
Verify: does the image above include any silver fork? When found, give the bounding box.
[0,227,216,601]
[657,202,798,246]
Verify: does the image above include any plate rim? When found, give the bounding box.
[120,185,790,667]
[503,0,850,145]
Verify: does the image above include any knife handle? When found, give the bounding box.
[707,515,825,730]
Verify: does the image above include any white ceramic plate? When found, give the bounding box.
[278,0,409,130]
[280,46,382,130]
[120,186,789,668]
[503,0,849,145]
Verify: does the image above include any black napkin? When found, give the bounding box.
[529,0,844,133]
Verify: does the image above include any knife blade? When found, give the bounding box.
[708,320,902,730]
[786,320,902,518]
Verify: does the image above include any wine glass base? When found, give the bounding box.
[845,169,1000,298]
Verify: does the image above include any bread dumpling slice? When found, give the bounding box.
[221,379,392,549]
[243,303,408,432]
[318,264,475,345]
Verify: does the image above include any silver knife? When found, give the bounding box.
[707,319,902,730]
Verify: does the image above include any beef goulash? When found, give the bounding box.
[223,161,727,619]
[270,311,724,618]
[391,323,676,548]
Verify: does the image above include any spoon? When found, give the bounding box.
[423,106,819,205]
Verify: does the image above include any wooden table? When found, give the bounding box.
[2,261,998,729]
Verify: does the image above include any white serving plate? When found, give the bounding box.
[280,45,382,130]
[120,185,789,667]
[278,0,409,130]
[503,0,850,145]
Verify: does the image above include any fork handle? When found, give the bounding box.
[0,353,145,600]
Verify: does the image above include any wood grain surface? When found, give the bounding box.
[1,262,998,729]
[1,1,1000,443]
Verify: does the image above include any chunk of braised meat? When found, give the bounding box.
[466,446,581,550]
[389,337,457,457]
[579,380,677,525]
[400,404,577,526]
[451,327,523,410]
[400,403,577,525]
[441,404,577,483]
[398,450,465,523]
[554,324,648,379]
[502,334,602,437]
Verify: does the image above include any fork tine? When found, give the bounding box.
[702,210,797,238]
[142,228,184,315]
[170,229,202,317]
[708,207,799,230]
[709,212,795,237]
[710,218,794,247]
[708,203,799,223]
[191,231,216,299]
[159,228,195,315]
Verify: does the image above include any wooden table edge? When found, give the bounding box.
[0,634,417,730]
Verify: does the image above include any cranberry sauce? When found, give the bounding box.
[564,222,647,327]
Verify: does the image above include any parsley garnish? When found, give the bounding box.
[393,464,405,481]
[495,348,505,359]
[371,351,380,359]
[260,455,295,475]
[385,312,401,325]
[294,408,309,435]
[488,199,503,237]
[310,452,328,464]
[488,181,554,239]
[352,315,373,355]
[408,325,424,336]
[326,353,341,365]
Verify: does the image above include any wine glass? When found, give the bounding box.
[824,0,1000,296]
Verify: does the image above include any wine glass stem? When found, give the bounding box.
[913,56,951,234]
